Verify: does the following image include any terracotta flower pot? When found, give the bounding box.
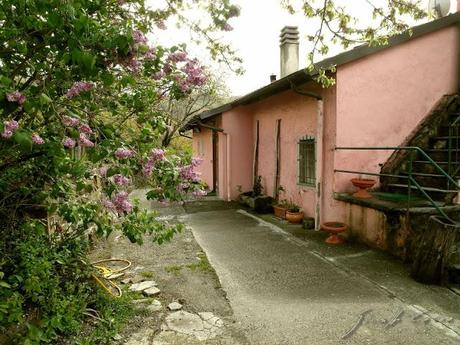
[321,221,347,245]
[273,204,288,219]
[286,211,304,224]
[350,178,376,199]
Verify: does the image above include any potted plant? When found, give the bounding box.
[273,186,287,219]
[239,176,273,213]
[273,199,289,219]
[286,202,304,224]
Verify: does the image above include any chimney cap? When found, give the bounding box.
[280,26,299,44]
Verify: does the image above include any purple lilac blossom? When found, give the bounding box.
[163,63,172,74]
[156,21,167,30]
[103,199,116,211]
[113,174,130,186]
[150,148,165,161]
[124,57,142,72]
[115,148,135,159]
[112,191,133,214]
[182,60,207,86]
[176,182,189,193]
[98,166,108,177]
[31,134,45,145]
[79,123,93,134]
[168,51,188,63]
[179,165,201,182]
[1,130,13,139]
[78,133,95,148]
[63,137,76,148]
[62,116,80,127]
[65,81,93,98]
[192,189,207,198]
[133,30,148,44]
[191,156,204,167]
[144,48,156,59]
[1,120,19,139]
[222,23,233,31]
[143,161,154,177]
[6,91,26,105]
[152,70,166,80]
[142,148,166,176]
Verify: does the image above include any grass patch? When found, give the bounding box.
[65,290,138,345]
[140,271,154,279]
[186,256,213,273]
[164,265,183,275]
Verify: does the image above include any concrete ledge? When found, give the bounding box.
[334,192,460,215]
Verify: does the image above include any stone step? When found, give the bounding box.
[401,171,460,179]
[421,149,460,162]
[430,136,460,141]
[409,161,460,176]
[387,183,458,193]
[396,171,459,189]
[439,125,460,136]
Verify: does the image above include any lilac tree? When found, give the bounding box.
[0,0,239,342]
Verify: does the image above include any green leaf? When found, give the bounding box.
[39,93,52,105]
[0,75,12,86]
[0,281,11,288]
[13,131,33,151]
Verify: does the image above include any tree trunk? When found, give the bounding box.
[410,216,459,284]
[161,128,173,147]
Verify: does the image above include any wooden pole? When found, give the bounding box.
[274,119,281,201]
[253,120,260,187]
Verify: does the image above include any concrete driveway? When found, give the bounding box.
[183,208,460,345]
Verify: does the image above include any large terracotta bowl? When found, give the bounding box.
[286,211,304,224]
[350,178,376,199]
[321,221,347,244]
[273,205,287,219]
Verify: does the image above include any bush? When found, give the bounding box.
[1,221,91,343]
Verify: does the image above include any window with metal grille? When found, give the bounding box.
[298,136,316,186]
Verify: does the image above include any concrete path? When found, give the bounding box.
[183,208,460,345]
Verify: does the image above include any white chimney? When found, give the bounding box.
[280,26,299,78]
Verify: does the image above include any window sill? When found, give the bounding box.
[297,183,316,189]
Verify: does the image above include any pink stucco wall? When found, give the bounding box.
[218,109,254,200]
[192,127,214,190]
[191,21,459,234]
[249,89,318,216]
[334,25,459,199]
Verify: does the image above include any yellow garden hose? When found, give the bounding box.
[91,258,132,298]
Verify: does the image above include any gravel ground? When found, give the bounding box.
[90,190,248,345]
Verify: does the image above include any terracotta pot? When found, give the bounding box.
[273,205,287,219]
[286,211,304,224]
[350,178,376,199]
[321,221,347,245]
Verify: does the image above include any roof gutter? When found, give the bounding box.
[198,122,224,132]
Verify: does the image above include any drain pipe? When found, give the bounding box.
[290,82,324,230]
[222,132,231,201]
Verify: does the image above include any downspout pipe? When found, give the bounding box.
[290,81,324,231]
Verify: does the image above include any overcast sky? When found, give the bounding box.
[152,0,456,96]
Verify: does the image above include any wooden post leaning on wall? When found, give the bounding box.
[274,119,281,201]
[253,120,260,187]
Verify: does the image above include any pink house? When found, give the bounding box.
[184,12,460,254]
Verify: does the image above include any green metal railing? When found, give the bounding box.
[335,146,460,223]
[447,111,460,183]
